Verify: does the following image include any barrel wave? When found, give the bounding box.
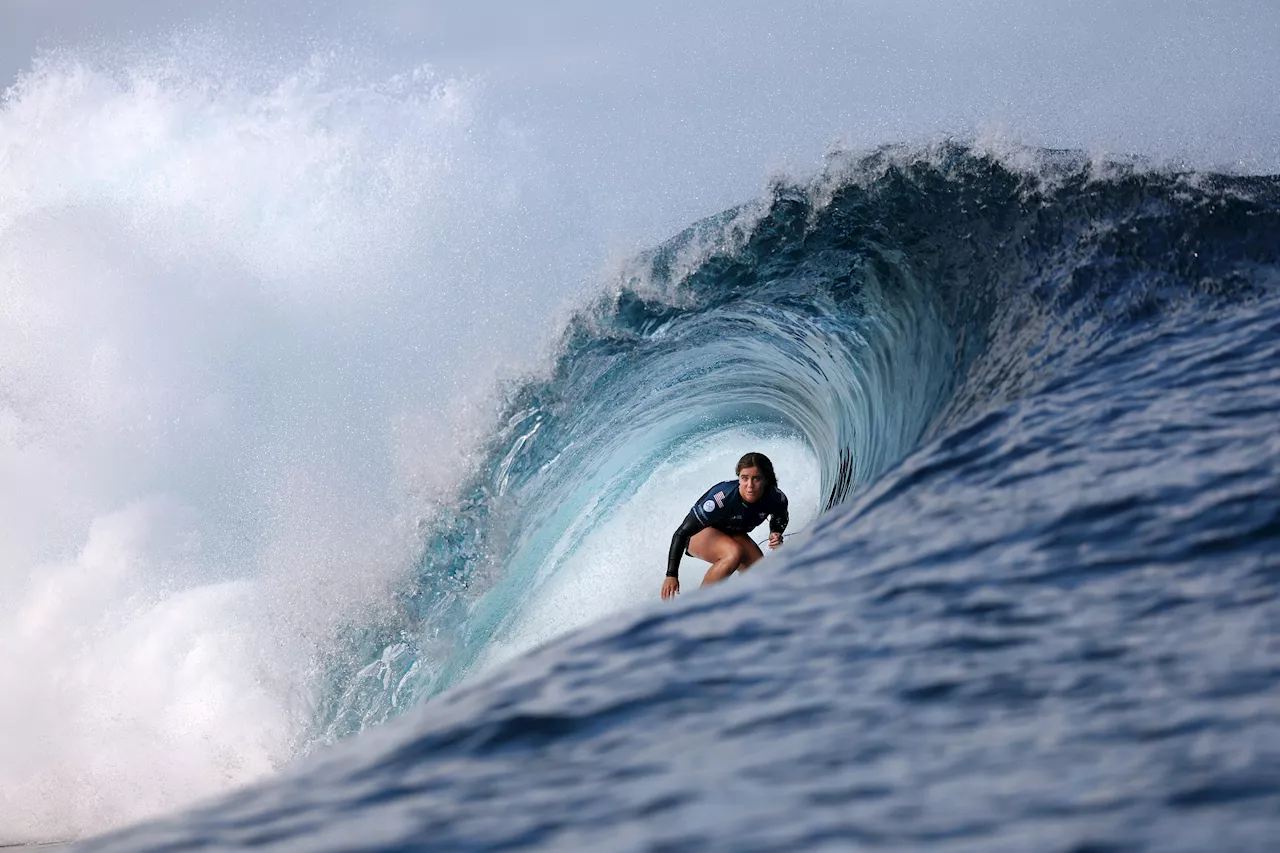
[81,144,1280,851]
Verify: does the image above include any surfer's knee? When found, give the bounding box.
[720,539,745,567]
[702,540,744,584]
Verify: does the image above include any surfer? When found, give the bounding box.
[662,451,789,599]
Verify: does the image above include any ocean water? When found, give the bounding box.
[63,145,1280,851]
[2,11,1279,850]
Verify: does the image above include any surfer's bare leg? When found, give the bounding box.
[689,528,757,586]
[729,533,764,573]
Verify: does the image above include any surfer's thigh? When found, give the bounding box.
[688,527,743,566]
[731,533,764,568]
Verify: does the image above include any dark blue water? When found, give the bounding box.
[78,145,1280,852]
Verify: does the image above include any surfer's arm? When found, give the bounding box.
[667,512,705,579]
[766,492,789,548]
[768,491,789,535]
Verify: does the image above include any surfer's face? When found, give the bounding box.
[738,466,766,503]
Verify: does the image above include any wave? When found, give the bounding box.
[73,138,1280,850]
[312,142,1280,745]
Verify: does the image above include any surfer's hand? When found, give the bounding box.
[768,532,783,549]
[661,577,680,600]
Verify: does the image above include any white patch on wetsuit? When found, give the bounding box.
[714,491,725,507]
[702,499,717,514]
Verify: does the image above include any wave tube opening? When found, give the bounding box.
[316,153,987,742]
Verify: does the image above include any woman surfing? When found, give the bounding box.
[662,452,789,599]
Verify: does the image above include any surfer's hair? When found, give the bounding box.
[736,452,778,490]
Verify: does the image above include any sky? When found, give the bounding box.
[4,2,1279,239]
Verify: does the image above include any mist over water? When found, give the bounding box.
[2,0,1278,844]
[0,39,595,839]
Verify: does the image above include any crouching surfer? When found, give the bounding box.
[662,452,789,599]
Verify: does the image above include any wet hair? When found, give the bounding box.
[736,451,778,490]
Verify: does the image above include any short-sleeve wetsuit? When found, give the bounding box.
[666,480,789,579]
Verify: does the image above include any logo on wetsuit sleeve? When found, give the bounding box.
[702,499,717,513]
[714,491,726,507]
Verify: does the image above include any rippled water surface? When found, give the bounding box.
[67,148,1280,852]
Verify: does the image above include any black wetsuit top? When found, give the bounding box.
[666,480,789,579]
